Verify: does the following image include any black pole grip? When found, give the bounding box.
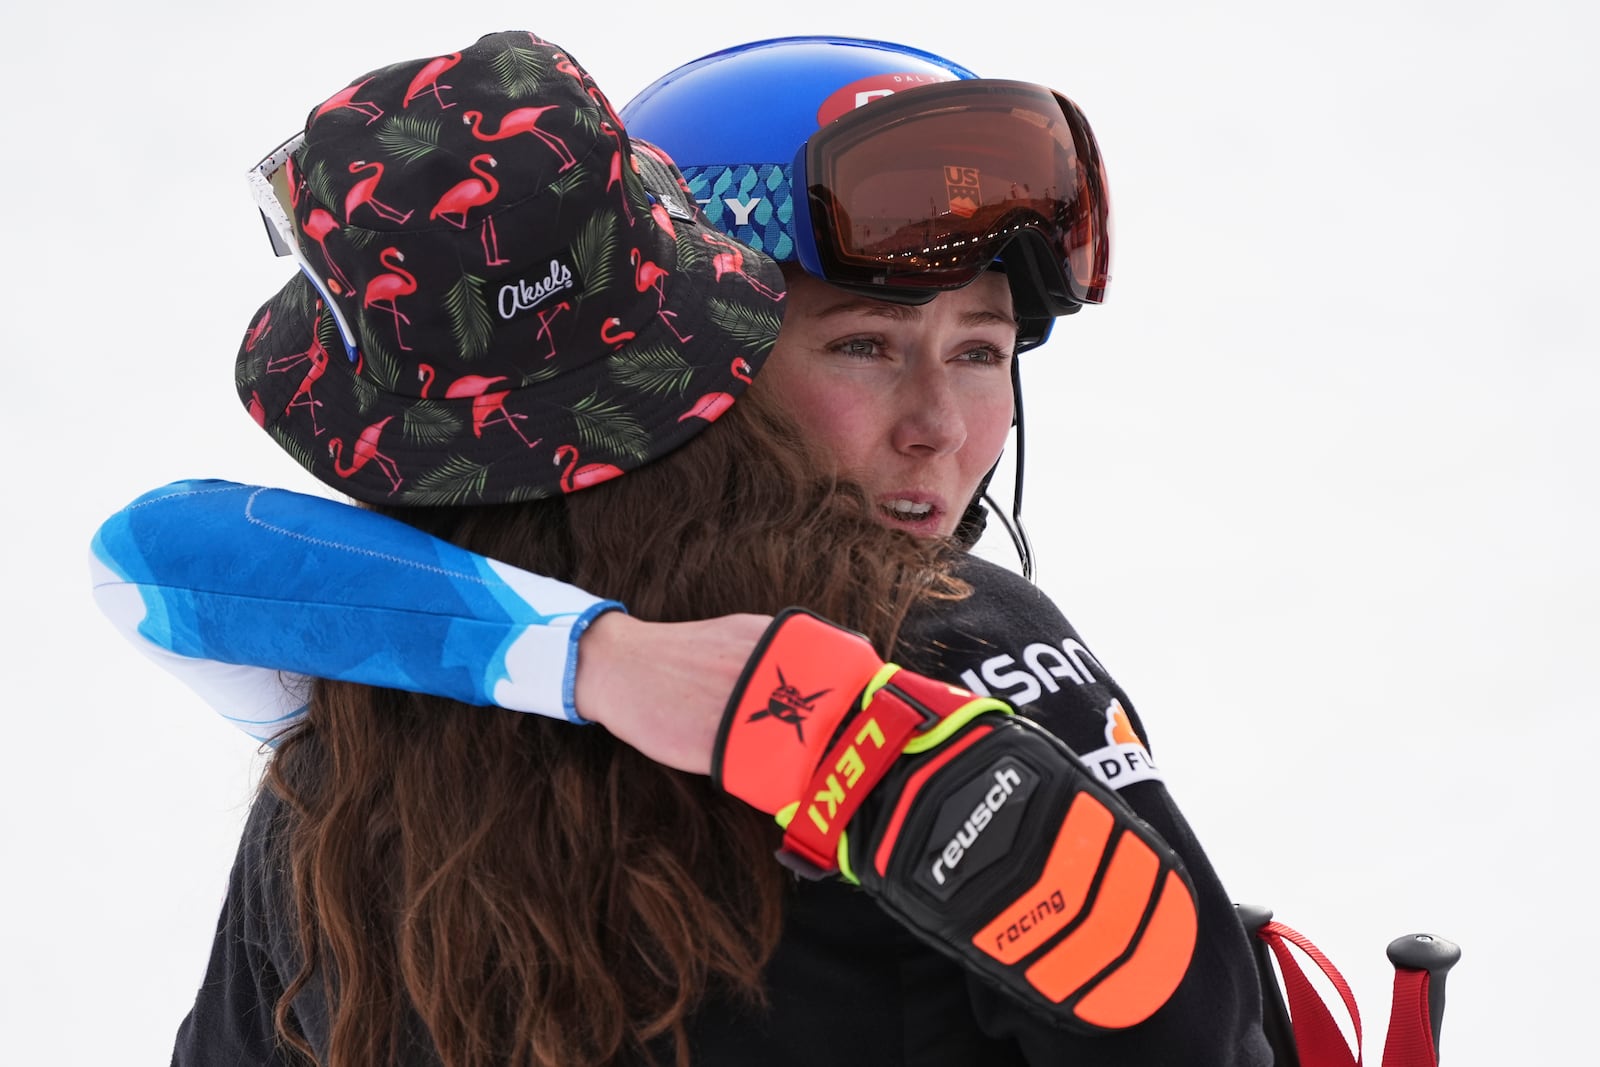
[1386,933,1461,1059]
[1236,903,1300,1067]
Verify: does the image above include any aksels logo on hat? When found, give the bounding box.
[238,30,786,507]
[495,254,580,322]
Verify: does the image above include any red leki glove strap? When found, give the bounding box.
[715,610,886,815]
[1259,919,1364,1067]
[779,676,936,873]
[1380,969,1436,1067]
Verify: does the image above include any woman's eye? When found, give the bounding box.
[834,337,882,359]
[959,344,1012,366]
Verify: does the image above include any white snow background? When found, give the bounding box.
[2,1,1594,1062]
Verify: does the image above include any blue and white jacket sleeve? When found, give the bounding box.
[88,479,623,741]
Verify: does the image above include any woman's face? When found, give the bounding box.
[760,271,1018,539]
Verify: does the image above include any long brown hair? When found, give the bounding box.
[265,380,962,1066]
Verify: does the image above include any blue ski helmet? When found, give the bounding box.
[621,36,977,264]
[623,37,1090,575]
[622,36,1110,355]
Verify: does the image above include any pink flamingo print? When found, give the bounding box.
[345,161,413,224]
[588,85,625,131]
[266,307,328,375]
[678,358,755,423]
[535,301,570,359]
[403,52,461,109]
[428,155,508,266]
[363,248,416,351]
[417,365,542,448]
[301,210,354,296]
[630,248,692,342]
[462,108,576,172]
[282,342,330,435]
[268,309,333,435]
[284,157,301,208]
[555,445,624,493]
[649,200,676,240]
[599,121,634,224]
[702,232,785,299]
[244,308,273,352]
[328,417,403,494]
[552,52,586,85]
[599,317,635,348]
[314,78,383,124]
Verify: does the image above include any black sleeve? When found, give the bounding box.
[171,789,308,1067]
[896,556,1274,1066]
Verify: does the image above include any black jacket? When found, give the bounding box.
[174,556,1271,1065]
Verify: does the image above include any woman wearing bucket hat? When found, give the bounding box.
[95,30,1271,1067]
[97,34,1117,779]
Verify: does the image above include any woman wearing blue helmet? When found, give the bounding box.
[95,32,1270,1066]
[624,35,1110,575]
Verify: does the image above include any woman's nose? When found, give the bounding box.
[889,366,967,456]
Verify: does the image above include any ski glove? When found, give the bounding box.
[713,608,1199,1033]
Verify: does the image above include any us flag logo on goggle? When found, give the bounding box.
[943,165,981,220]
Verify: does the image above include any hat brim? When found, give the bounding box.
[237,190,786,506]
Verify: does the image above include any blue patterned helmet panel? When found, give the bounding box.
[683,164,797,261]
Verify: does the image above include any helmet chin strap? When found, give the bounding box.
[953,357,1035,582]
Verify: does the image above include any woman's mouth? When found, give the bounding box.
[877,495,945,535]
[883,499,934,520]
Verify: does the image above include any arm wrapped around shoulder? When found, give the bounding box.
[713,608,1199,1034]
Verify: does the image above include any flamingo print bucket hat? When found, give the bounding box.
[237,30,786,505]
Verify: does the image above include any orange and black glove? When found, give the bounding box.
[713,608,1198,1033]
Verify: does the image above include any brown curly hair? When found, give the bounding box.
[263,380,963,1066]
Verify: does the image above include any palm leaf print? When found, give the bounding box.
[375,113,443,164]
[570,102,602,139]
[304,161,340,218]
[267,422,317,474]
[501,479,556,504]
[406,455,494,505]
[285,276,321,321]
[569,391,650,460]
[348,372,380,415]
[443,274,495,361]
[402,400,464,446]
[570,212,619,303]
[708,298,783,356]
[352,317,406,409]
[610,345,694,396]
[492,40,551,97]
[516,360,562,389]
[340,225,380,251]
[672,227,712,271]
[547,168,588,204]
[235,355,264,392]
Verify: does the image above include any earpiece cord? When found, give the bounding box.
[988,357,1035,583]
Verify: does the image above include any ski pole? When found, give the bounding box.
[1237,904,1300,1066]
[1380,933,1460,1067]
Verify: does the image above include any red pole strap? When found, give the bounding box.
[1381,969,1436,1067]
[1249,912,1458,1067]
[1382,932,1460,1067]
[1258,919,1364,1067]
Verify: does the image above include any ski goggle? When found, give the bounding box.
[792,78,1111,317]
[248,132,361,361]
